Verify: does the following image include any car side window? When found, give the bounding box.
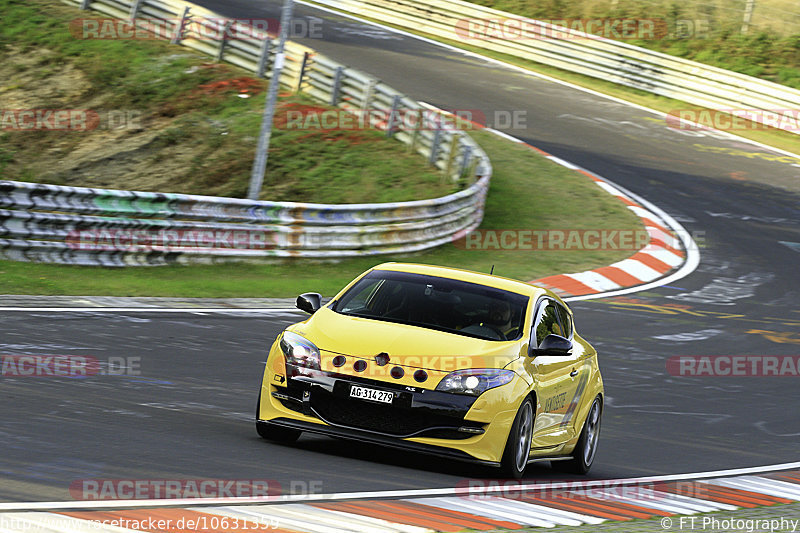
[555,303,573,339]
[533,299,563,346]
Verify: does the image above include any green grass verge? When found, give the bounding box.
[0,129,644,297]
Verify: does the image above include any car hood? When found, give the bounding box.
[289,307,521,371]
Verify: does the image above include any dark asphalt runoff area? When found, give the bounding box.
[1,0,799,502]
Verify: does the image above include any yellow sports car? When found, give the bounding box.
[256,263,603,478]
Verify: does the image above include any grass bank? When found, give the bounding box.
[0,0,449,203]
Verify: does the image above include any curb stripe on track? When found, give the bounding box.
[5,470,799,532]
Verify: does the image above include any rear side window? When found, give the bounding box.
[555,303,573,339]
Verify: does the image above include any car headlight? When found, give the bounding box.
[436,369,515,396]
[279,331,321,370]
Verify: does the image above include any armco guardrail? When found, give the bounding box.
[0,180,485,265]
[312,0,800,135]
[0,0,491,265]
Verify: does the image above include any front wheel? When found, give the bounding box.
[499,397,534,479]
[554,396,601,474]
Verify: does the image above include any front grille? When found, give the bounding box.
[309,389,475,438]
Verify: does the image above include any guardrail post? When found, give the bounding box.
[361,80,377,110]
[471,157,484,179]
[444,132,459,177]
[216,20,233,62]
[255,36,272,78]
[295,51,310,92]
[385,95,400,138]
[128,0,143,21]
[742,0,756,33]
[330,67,344,106]
[459,144,473,180]
[429,125,443,166]
[170,6,190,45]
[408,109,423,153]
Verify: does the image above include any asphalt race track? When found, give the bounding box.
[2,0,799,503]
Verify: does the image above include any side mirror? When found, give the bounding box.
[296,292,322,314]
[529,334,572,357]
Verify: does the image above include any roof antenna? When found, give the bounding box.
[490,264,495,275]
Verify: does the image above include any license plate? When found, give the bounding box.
[350,385,393,404]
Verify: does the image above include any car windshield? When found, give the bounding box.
[333,270,529,341]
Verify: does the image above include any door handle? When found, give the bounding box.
[570,369,579,377]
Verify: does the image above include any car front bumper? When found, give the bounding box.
[258,361,526,464]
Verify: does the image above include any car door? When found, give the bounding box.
[526,298,582,449]
[553,302,592,437]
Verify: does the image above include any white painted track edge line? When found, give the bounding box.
[3,461,800,512]
[484,127,524,143]
[546,155,580,169]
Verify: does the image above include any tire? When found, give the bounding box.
[255,392,301,443]
[554,396,601,475]
[499,397,534,479]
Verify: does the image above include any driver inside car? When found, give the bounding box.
[485,299,517,340]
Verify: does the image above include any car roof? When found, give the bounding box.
[371,262,548,298]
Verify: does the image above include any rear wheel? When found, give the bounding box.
[255,392,301,443]
[554,396,601,474]
[499,397,534,479]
